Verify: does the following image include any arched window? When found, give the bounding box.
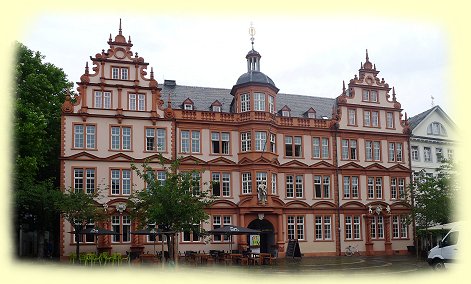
[427,122,447,136]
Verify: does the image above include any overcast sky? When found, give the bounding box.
[20,13,449,118]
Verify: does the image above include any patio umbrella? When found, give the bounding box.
[68,227,121,252]
[208,226,261,252]
[130,228,175,258]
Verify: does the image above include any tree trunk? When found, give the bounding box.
[37,230,45,258]
[75,234,80,265]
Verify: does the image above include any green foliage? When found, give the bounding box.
[409,159,457,229]
[56,188,106,226]
[14,42,72,230]
[127,155,213,233]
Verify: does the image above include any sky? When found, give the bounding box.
[20,13,449,119]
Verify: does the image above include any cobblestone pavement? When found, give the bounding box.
[179,255,432,277]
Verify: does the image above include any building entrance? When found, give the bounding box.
[247,218,275,254]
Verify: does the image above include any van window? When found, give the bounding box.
[442,231,459,247]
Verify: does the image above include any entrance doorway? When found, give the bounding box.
[248,218,275,254]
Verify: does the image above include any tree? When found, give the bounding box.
[56,188,106,261]
[14,42,72,258]
[127,155,214,262]
[408,159,457,254]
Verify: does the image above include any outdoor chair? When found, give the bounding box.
[120,252,130,266]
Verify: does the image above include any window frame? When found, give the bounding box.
[145,127,167,152]
[111,66,130,80]
[342,176,359,199]
[287,215,305,241]
[110,168,132,196]
[73,123,97,150]
[180,130,201,154]
[284,135,303,158]
[341,139,357,160]
[211,131,230,155]
[110,125,132,151]
[315,215,333,241]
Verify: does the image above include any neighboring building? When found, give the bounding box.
[408,105,456,177]
[60,23,413,259]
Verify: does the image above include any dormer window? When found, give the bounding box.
[184,104,193,110]
[211,100,222,112]
[281,105,291,117]
[427,122,447,136]
[182,98,194,111]
[305,108,316,119]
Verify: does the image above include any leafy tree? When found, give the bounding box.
[56,188,106,261]
[409,160,457,228]
[127,155,213,262]
[14,42,72,258]
[408,159,457,254]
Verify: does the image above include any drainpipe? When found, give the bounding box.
[333,125,341,256]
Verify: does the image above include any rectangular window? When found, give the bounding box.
[110,169,131,195]
[213,216,231,242]
[371,216,384,239]
[412,146,419,161]
[372,111,379,127]
[184,104,193,110]
[242,172,252,194]
[348,109,356,125]
[241,132,251,152]
[286,175,294,198]
[137,94,145,111]
[386,112,394,128]
[367,177,382,199]
[74,124,96,149]
[362,90,378,102]
[345,216,361,240]
[212,172,230,197]
[322,138,329,158]
[254,93,266,111]
[295,175,303,198]
[183,224,201,243]
[241,93,250,112]
[341,139,357,160]
[314,176,330,199]
[436,148,443,162]
[128,94,136,110]
[373,141,381,161]
[271,173,277,195]
[343,176,359,199]
[270,133,276,153]
[424,147,432,162]
[93,91,111,109]
[180,130,200,153]
[285,136,302,157]
[211,132,230,154]
[388,142,403,162]
[268,96,274,113]
[312,137,320,158]
[370,90,378,102]
[110,126,131,150]
[73,168,84,193]
[146,128,166,152]
[111,67,129,80]
[393,215,408,239]
[314,215,332,241]
[111,215,131,243]
[287,216,304,240]
[255,131,267,151]
[364,110,371,126]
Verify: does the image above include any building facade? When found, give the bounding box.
[408,105,456,177]
[60,23,413,259]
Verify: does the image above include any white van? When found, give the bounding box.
[427,224,459,270]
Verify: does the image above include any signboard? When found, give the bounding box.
[286,239,302,258]
[250,235,260,246]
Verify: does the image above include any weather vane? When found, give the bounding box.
[431,95,435,107]
[249,22,256,49]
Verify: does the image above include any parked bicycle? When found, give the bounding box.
[345,245,360,256]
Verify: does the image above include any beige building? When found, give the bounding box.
[60,23,413,259]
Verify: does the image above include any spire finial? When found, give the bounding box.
[366,49,369,61]
[128,35,132,44]
[85,62,89,74]
[392,86,397,102]
[431,95,435,107]
[119,18,122,35]
[109,33,112,41]
[249,22,256,50]
[342,80,346,95]
[167,93,172,108]
[150,67,154,79]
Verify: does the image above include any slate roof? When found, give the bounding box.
[408,106,438,130]
[159,83,336,119]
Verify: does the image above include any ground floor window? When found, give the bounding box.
[345,215,361,240]
[392,215,408,239]
[212,215,231,242]
[315,215,332,241]
[370,215,384,240]
[111,215,131,243]
[287,215,304,240]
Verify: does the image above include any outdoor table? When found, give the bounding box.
[259,253,271,265]
[229,253,243,264]
[248,253,261,265]
[140,253,159,264]
[194,253,210,265]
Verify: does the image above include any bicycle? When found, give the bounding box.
[345,245,360,256]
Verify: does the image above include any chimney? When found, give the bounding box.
[164,80,176,87]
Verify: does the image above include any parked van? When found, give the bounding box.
[427,223,460,270]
